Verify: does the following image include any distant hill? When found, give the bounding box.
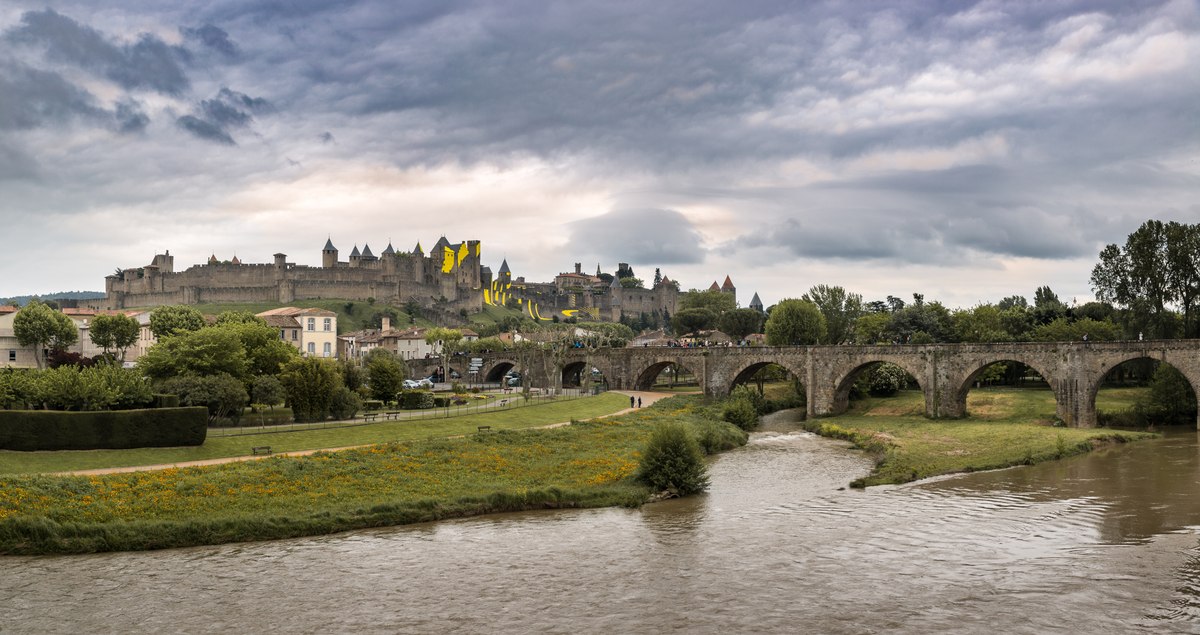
[0,291,106,307]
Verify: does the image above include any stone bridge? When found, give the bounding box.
[431,340,1200,428]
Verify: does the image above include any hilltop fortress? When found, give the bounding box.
[105,240,734,324]
[105,239,485,313]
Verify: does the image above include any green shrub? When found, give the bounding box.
[153,393,180,408]
[635,422,709,496]
[329,386,362,420]
[0,407,207,450]
[722,396,759,430]
[159,374,248,423]
[363,399,384,411]
[690,416,749,454]
[400,390,436,410]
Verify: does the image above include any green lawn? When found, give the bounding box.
[0,392,631,475]
[807,386,1157,487]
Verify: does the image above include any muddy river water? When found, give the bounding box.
[7,411,1200,633]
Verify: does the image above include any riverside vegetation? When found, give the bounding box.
[0,385,1161,554]
[800,387,1156,487]
[0,395,747,555]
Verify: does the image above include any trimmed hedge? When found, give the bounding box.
[0,407,208,451]
[399,391,436,410]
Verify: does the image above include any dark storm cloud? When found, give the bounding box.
[180,87,272,143]
[566,209,707,266]
[114,100,149,133]
[176,115,235,145]
[181,24,239,58]
[0,60,104,129]
[6,9,189,94]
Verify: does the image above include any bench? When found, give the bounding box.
[251,446,272,456]
[477,425,492,432]
[496,399,510,408]
[363,413,379,422]
[384,411,402,420]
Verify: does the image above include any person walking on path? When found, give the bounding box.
[637,397,642,408]
[630,395,635,408]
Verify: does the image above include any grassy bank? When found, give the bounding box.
[0,393,632,475]
[0,395,746,554]
[803,387,1157,487]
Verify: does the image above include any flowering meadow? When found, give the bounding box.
[0,395,747,554]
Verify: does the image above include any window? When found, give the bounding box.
[307,342,315,355]
[323,318,332,332]
[7,350,14,362]
[323,342,332,357]
[280,329,286,340]
[292,329,298,340]
[307,318,315,331]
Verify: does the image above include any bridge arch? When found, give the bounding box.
[723,360,807,397]
[483,360,518,383]
[828,358,927,417]
[1083,352,1200,428]
[633,358,702,392]
[947,357,1060,420]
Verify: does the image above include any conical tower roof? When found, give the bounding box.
[413,242,423,255]
[722,275,735,290]
[611,275,623,289]
[349,245,361,257]
[498,259,511,274]
[432,236,451,252]
[382,242,395,256]
[709,281,720,291]
[361,244,375,259]
[750,292,763,310]
[323,237,336,251]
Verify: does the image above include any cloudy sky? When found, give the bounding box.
[1,0,1197,309]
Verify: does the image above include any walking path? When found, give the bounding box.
[60,391,677,476]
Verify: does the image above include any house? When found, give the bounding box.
[257,307,339,358]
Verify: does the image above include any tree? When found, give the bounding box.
[617,263,636,280]
[220,322,299,377]
[679,289,736,315]
[671,307,717,336]
[278,357,341,422]
[250,375,285,408]
[148,305,205,339]
[718,308,764,341]
[160,373,249,422]
[424,327,463,384]
[801,285,863,344]
[852,311,890,344]
[1091,219,1177,338]
[366,348,406,401]
[619,277,644,288]
[765,299,826,345]
[214,310,267,327]
[998,295,1029,310]
[1032,317,1121,342]
[1032,286,1066,325]
[89,313,140,362]
[137,326,248,381]
[636,422,709,496]
[653,268,662,288]
[13,300,78,369]
[886,300,954,344]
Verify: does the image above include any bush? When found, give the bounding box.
[722,397,759,430]
[363,399,384,411]
[159,374,248,423]
[250,376,285,408]
[0,407,207,450]
[635,422,709,496]
[691,416,749,454]
[329,386,362,420]
[279,357,341,423]
[399,390,436,410]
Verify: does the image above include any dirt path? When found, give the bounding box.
[60,391,680,476]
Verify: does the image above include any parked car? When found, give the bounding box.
[402,379,421,390]
[419,377,435,388]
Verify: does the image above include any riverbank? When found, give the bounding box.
[0,395,746,555]
[800,387,1157,487]
[0,392,634,475]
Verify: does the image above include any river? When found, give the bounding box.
[6,412,1200,634]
